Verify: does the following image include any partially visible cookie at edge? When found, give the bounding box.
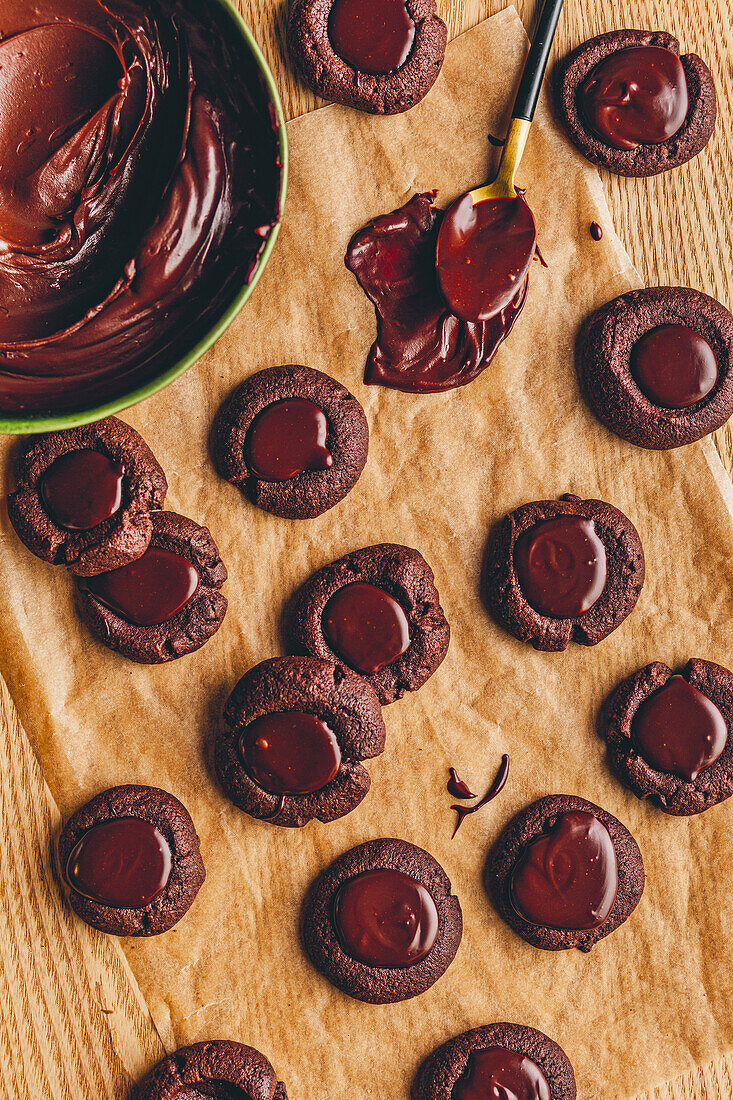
[133,1040,288,1100]
[288,0,447,115]
[412,1022,577,1100]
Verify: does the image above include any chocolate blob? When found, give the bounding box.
[510,810,618,931]
[580,45,689,151]
[245,397,333,482]
[630,324,719,409]
[84,547,199,627]
[0,0,281,415]
[328,0,416,74]
[437,194,537,323]
[323,582,411,674]
[333,867,439,967]
[448,768,476,800]
[65,817,172,908]
[346,192,527,393]
[452,1047,551,1100]
[240,711,342,794]
[632,674,728,781]
[40,449,124,531]
[513,516,607,619]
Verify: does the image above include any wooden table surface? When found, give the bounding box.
[1,1,732,1097]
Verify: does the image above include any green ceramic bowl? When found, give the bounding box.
[0,0,288,436]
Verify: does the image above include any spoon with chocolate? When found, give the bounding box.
[436,0,564,322]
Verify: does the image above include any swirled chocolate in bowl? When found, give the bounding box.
[0,0,282,415]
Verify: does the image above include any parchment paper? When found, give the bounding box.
[1,10,732,1098]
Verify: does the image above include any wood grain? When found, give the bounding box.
[1,1,731,1097]
[0,676,164,1098]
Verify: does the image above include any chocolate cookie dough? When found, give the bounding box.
[287,0,447,115]
[485,795,644,952]
[484,494,644,651]
[413,1023,576,1100]
[601,658,733,816]
[555,30,716,177]
[58,784,205,937]
[578,287,733,449]
[134,1040,288,1100]
[76,511,227,663]
[302,837,462,1003]
[216,656,386,827]
[8,417,167,576]
[213,365,369,519]
[287,543,450,704]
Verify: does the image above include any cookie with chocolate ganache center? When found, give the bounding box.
[58,784,205,937]
[578,287,733,449]
[213,365,369,519]
[555,30,716,177]
[287,542,450,704]
[7,417,167,576]
[76,510,227,663]
[216,656,386,827]
[133,1040,288,1100]
[287,0,447,115]
[484,494,644,651]
[413,1023,576,1100]
[485,794,644,951]
[302,837,462,1003]
[601,658,733,816]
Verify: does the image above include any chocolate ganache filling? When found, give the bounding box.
[0,0,281,414]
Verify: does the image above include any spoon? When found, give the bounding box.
[436,0,565,323]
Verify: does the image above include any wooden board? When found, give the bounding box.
[1,1,731,1096]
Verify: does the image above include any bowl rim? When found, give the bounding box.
[0,0,289,436]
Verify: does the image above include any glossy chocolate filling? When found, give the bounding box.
[580,45,689,150]
[633,674,728,781]
[66,817,172,908]
[323,582,411,674]
[84,547,200,626]
[510,810,618,931]
[452,1047,551,1100]
[328,0,416,74]
[245,398,333,481]
[41,449,124,530]
[239,711,342,794]
[333,867,439,967]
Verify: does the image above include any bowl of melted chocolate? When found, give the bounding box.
[0,0,286,431]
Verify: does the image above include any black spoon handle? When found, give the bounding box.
[511,0,565,122]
